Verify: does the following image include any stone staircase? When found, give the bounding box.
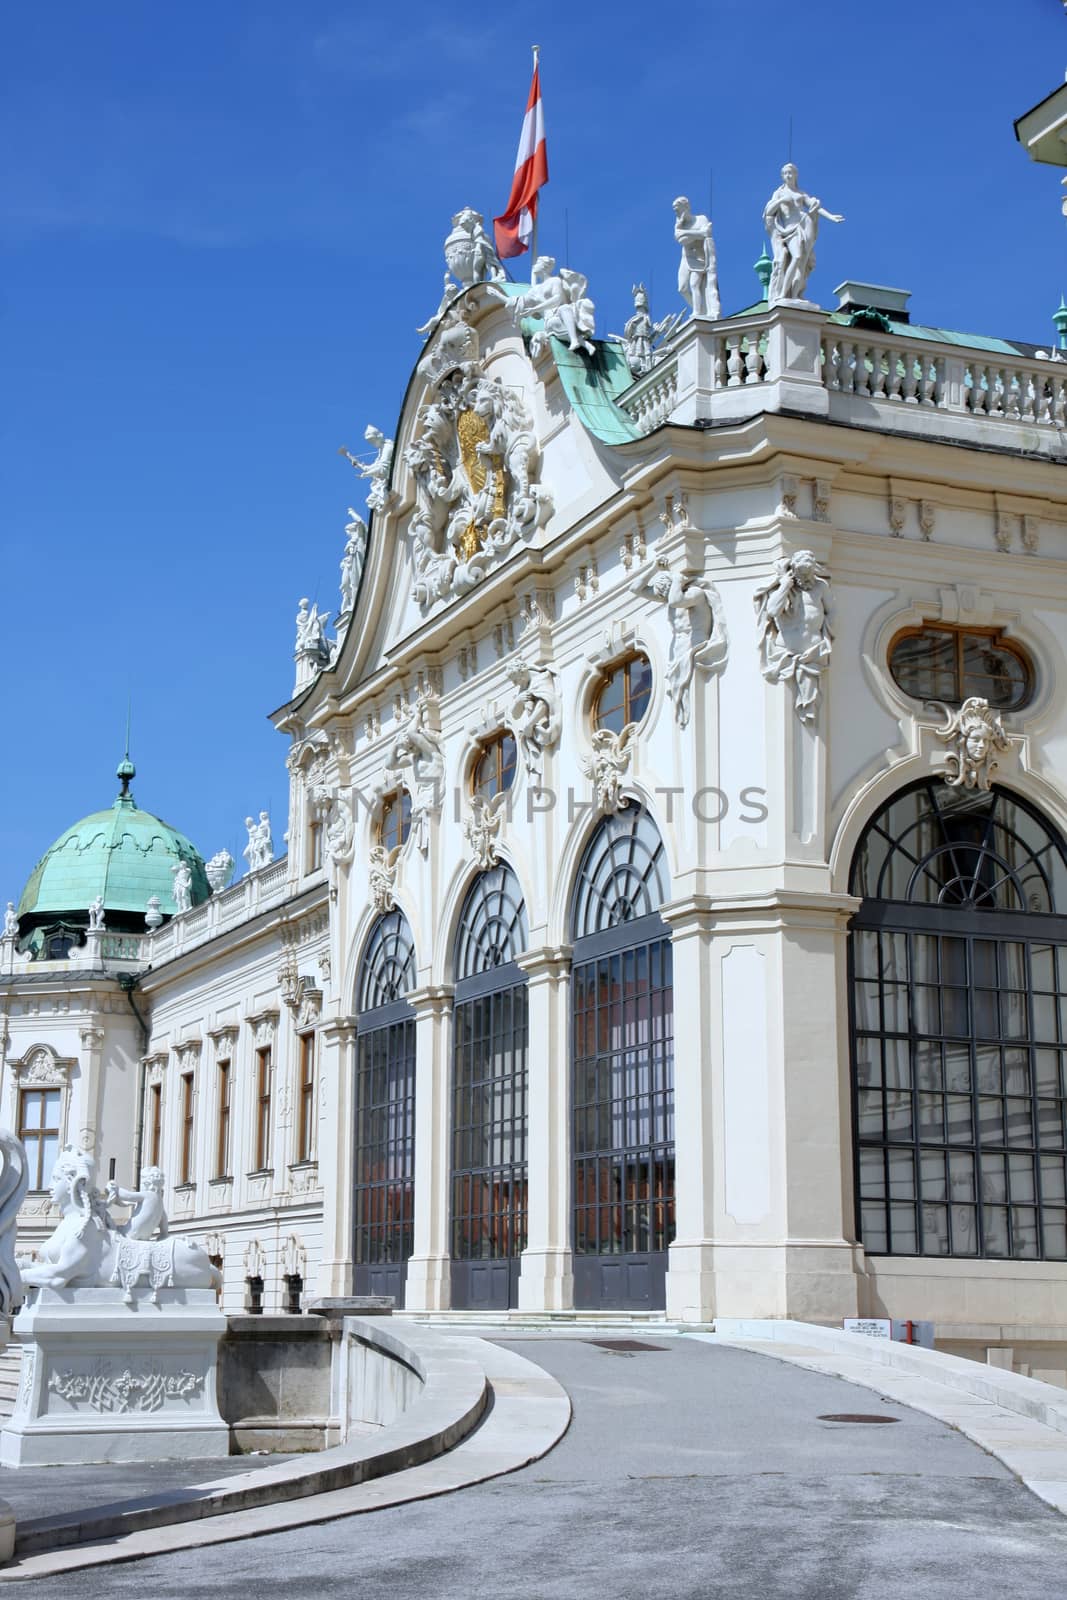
[0,1345,21,1420]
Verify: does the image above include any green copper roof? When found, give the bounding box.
[498,280,641,444]
[17,761,208,924]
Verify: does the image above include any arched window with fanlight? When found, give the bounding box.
[450,864,529,1311]
[570,805,674,1310]
[353,909,417,1302]
[850,780,1067,1262]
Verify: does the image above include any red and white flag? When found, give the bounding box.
[494,54,548,261]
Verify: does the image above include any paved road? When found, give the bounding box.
[6,1335,1067,1599]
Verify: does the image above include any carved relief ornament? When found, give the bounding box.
[14,1046,74,1088]
[936,697,1011,792]
[581,725,637,813]
[402,310,553,612]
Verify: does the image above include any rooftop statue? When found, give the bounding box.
[340,511,368,616]
[615,283,685,378]
[508,256,597,357]
[340,425,395,514]
[672,198,720,320]
[171,860,193,913]
[244,811,273,874]
[762,162,844,306]
[87,894,105,932]
[295,596,330,661]
[18,1147,219,1304]
[417,207,505,337]
[4,902,18,940]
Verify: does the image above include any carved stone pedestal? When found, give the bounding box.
[0,1286,228,1466]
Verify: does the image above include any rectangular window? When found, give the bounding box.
[149,1082,163,1167]
[254,1047,272,1170]
[19,1088,61,1191]
[215,1060,231,1178]
[297,1032,316,1164]
[179,1073,195,1184]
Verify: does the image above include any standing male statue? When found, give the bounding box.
[762,163,844,305]
[672,197,720,320]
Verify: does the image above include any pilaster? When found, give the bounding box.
[515,945,573,1312]
[404,985,453,1312]
[315,1016,357,1298]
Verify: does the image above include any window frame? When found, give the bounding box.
[179,1071,195,1185]
[148,1081,163,1168]
[253,1046,273,1171]
[887,622,1034,712]
[593,652,653,735]
[297,1031,316,1164]
[215,1058,232,1179]
[471,731,518,804]
[378,788,412,858]
[18,1086,62,1192]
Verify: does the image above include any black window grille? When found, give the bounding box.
[451,867,529,1294]
[850,781,1067,1261]
[354,911,416,1276]
[570,809,675,1298]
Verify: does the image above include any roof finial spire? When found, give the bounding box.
[116,699,135,800]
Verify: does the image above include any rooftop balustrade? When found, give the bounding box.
[617,304,1067,460]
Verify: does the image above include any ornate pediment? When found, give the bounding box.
[402,309,552,613]
[13,1045,75,1087]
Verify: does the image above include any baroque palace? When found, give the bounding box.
[7,123,1067,1378]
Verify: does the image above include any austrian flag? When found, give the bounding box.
[493,56,548,260]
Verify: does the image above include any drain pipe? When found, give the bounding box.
[118,972,150,1184]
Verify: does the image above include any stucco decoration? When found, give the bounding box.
[15,1047,72,1088]
[762,162,844,305]
[753,550,834,723]
[341,425,395,515]
[582,725,637,813]
[936,697,1011,791]
[507,658,561,781]
[368,844,396,915]
[672,198,720,320]
[18,1148,219,1302]
[386,697,444,855]
[205,850,235,893]
[631,559,728,728]
[464,794,505,871]
[145,896,164,929]
[403,312,552,611]
[507,256,597,357]
[306,758,355,869]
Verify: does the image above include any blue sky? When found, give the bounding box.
[1,0,1063,902]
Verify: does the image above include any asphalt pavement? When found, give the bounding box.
[2,1334,1066,1599]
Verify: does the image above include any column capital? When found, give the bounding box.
[407,984,454,1018]
[321,1014,358,1047]
[515,944,572,982]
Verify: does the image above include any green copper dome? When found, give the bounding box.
[16,758,209,931]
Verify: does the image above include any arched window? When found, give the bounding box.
[570,807,674,1310]
[354,909,417,1302]
[450,864,528,1310]
[377,789,412,858]
[471,733,518,804]
[850,781,1067,1261]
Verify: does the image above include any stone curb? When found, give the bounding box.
[0,1337,571,1581]
[706,1319,1067,1516]
[10,1316,489,1559]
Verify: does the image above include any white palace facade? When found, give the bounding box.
[7,163,1067,1376]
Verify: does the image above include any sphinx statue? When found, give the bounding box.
[19,1147,220,1305]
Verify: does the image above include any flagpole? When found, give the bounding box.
[530,44,540,267]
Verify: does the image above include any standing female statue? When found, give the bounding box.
[762,163,844,305]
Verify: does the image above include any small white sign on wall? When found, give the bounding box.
[843,1317,892,1339]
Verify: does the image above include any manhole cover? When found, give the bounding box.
[818,1413,900,1424]
[588,1338,668,1352]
